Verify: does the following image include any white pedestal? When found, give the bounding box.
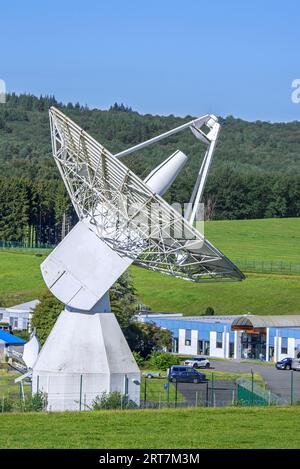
[32,309,140,411]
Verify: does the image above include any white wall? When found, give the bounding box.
[210,329,230,358]
[288,338,295,358]
[234,331,242,359]
[178,329,198,355]
[274,336,296,362]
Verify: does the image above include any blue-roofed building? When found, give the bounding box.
[137,312,300,362]
[0,329,26,358]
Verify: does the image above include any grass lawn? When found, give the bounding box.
[203,217,300,264]
[132,267,300,315]
[0,406,300,448]
[0,251,47,306]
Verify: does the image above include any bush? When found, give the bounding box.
[18,392,48,412]
[204,306,215,316]
[147,351,181,371]
[0,397,13,412]
[132,351,144,368]
[91,392,138,410]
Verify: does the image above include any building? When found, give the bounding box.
[0,329,26,358]
[138,312,300,362]
[0,300,40,331]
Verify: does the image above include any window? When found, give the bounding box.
[185,329,191,346]
[281,337,288,354]
[216,332,223,349]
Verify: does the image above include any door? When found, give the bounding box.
[198,340,204,355]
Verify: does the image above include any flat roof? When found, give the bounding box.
[141,314,239,324]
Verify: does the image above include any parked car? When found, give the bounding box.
[184,357,210,369]
[275,357,293,370]
[142,371,162,379]
[292,358,300,371]
[168,365,206,383]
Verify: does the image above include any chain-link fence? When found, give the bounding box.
[233,258,300,274]
[141,370,300,409]
[2,369,300,412]
[141,376,238,409]
[0,239,54,255]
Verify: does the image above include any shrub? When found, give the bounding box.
[18,392,48,412]
[204,306,215,316]
[132,351,144,368]
[91,392,138,410]
[147,351,181,371]
[0,397,13,412]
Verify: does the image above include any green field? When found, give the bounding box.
[0,251,45,306]
[204,217,300,264]
[131,268,300,315]
[0,217,299,315]
[0,407,300,448]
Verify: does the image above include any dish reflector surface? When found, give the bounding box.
[49,107,244,285]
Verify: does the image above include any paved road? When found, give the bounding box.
[210,359,300,403]
[177,379,236,407]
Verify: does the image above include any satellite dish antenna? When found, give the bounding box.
[22,330,40,369]
[32,107,244,411]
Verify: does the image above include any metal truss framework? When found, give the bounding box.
[49,107,244,282]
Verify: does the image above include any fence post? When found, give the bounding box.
[251,369,254,406]
[79,374,83,411]
[175,379,178,408]
[211,372,214,406]
[290,370,294,405]
[195,391,198,408]
[144,377,147,408]
[206,381,209,407]
[167,380,170,406]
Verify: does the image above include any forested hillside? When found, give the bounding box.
[0,93,299,244]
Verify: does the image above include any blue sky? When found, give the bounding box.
[1,0,300,121]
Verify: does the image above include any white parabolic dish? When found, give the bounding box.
[42,107,244,310]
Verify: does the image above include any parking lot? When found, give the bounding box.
[209,359,300,403]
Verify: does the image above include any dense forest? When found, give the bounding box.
[0,93,299,244]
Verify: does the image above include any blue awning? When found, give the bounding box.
[0,330,26,345]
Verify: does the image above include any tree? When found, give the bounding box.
[204,306,215,316]
[31,291,63,345]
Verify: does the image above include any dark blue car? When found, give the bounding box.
[275,357,293,370]
[168,365,206,383]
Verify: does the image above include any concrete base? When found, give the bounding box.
[32,309,140,411]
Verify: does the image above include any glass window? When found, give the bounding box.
[216,332,223,349]
[185,339,191,346]
[281,337,288,354]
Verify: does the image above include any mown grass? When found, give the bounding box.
[0,406,300,448]
[203,217,300,264]
[0,250,47,306]
[132,267,300,315]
